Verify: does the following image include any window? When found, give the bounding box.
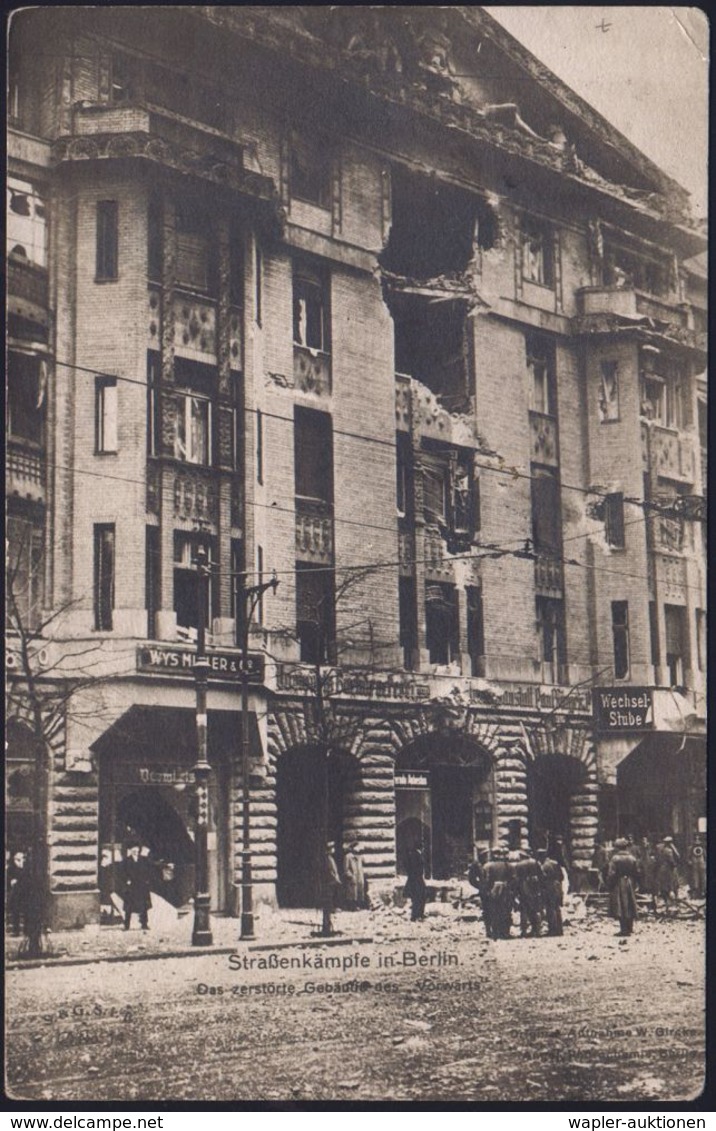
[604,492,625,548]
[611,601,630,680]
[640,355,687,428]
[256,408,263,485]
[603,241,670,297]
[294,407,333,503]
[296,563,335,665]
[290,135,330,207]
[649,602,660,667]
[230,540,244,633]
[96,201,119,281]
[109,53,134,104]
[422,453,449,525]
[531,466,561,554]
[598,361,620,422]
[399,576,418,670]
[174,534,213,632]
[147,351,160,456]
[467,586,485,677]
[148,193,162,281]
[696,610,706,672]
[7,178,47,267]
[95,377,118,452]
[172,358,215,466]
[425,582,459,666]
[664,604,688,687]
[94,524,115,631]
[396,433,411,517]
[526,335,555,415]
[6,516,43,631]
[293,264,329,352]
[145,526,160,639]
[7,351,44,444]
[521,217,555,287]
[452,452,478,537]
[176,202,212,293]
[536,597,566,682]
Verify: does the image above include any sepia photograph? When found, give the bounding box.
[5,5,707,1107]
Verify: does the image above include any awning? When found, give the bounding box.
[91,704,262,764]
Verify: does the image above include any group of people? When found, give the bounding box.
[466,846,566,940]
[593,833,705,911]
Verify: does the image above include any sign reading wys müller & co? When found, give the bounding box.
[593,687,653,732]
[136,645,264,683]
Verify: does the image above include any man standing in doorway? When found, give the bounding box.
[320,840,342,936]
[404,845,427,922]
[121,842,152,931]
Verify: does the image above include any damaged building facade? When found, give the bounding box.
[6,7,706,926]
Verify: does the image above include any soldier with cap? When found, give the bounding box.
[320,840,342,936]
[654,835,680,912]
[607,837,639,936]
[342,840,367,910]
[467,844,493,939]
[482,846,513,939]
[537,847,564,936]
[512,849,544,938]
[403,845,427,922]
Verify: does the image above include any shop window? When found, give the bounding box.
[7,351,44,445]
[611,601,630,680]
[96,201,119,281]
[467,586,485,677]
[521,217,555,287]
[604,493,625,548]
[290,135,330,208]
[172,358,215,466]
[293,263,330,353]
[536,597,566,683]
[95,376,118,453]
[94,524,115,631]
[664,604,688,687]
[296,563,335,665]
[531,466,561,554]
[598,361,620,422]
[7,178,47,267]
[527,335,555,415]
[696,609,706,672]
[176,203,213,294]
[294,406,333,503]
[6,515,43,631]
[174,534,213,632]
[649,601,660,667]
[145,526,160,639]
[425,582,459,666]
[399,576,418,671]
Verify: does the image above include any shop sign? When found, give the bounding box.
[115,763,195,785]
[395,771,430,789]
[593,687,653,731]
[137,645,264,683]
[275,665,431,701]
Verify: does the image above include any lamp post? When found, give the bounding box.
[237,570,279,941]
[192,544,213,947]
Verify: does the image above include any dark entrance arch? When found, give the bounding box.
[275,746,360,907]
[116,789,195,906]
[526,753,587,855]
[395,735,494,880]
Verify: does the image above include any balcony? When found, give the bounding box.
[395,374,477,447]
[647,424,695,484]
[534,552,563,597]
[173,470,218,525]
[529,411,558,467]
[295,497,333,564]
[578,287,688,325]
[7,445,45,504]
[293,346,331,397]
[7,258,49,326]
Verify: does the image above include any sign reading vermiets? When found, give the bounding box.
[593,687,653,731]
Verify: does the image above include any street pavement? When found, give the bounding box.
[6,899,705,1104]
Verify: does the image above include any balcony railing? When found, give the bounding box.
[7,445,45,503]
[529,411,559,467]
[293,345,331,397]
[295,497,333,563]
[650,425,695,484]
[577,286,688,326]
[534,551,563,596]
[7,257,49,320]
[173,470,218,524]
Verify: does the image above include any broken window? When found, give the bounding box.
[393,298,472,410]
[664,604,688,687]
[176,201,214,294]
[294,407,333,504]
[536,596,566,683]
[598,361,620,422]
[7,351,44,445]
[293,262,330,353]
[611,601,630,680]
[531,466,561,555]
[174,534,214,632]
[640,354,687,428]
[604,492,625,548]
[467,586,485,677]
[296,563,335,665]
[96,201,119,281]
[399,575,418,671]
[526,334,555,415]
[521,216,555,288]
[172,358,215,466]
[425,582,459,666]
[603,239,670,297]
[7,178,47,268]
[94,524,115,631]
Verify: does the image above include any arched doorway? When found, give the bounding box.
[116,789,196,906]
[275,746,360,907]
[526,753,587,855]
[395,735,494,880]
[616,735,704,850]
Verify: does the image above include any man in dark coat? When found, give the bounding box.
[607,838,638,936]
[320,840,342,936]
[513,851,544,937]
[482,847,513,939]
[634,836,657,913]
[654,836,680,912]
[688,835,706,899]
[342,841,367,910]
[404,846,427,922]
[537,848,563,936]
[122,843,152,930]
[467,846,492,939]
[7,850,30,936]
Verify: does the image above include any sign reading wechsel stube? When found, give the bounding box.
[137,645,264,683]
[593,687,653,731]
